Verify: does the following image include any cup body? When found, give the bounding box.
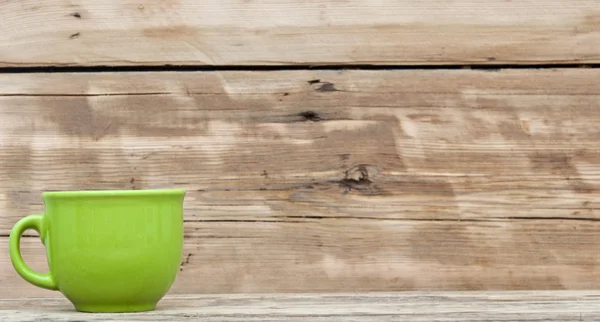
[40,189,184,312]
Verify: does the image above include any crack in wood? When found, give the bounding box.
[183,219,307,223]
[506,216,600,222]
[181,216,600,224]
[0,92,171,97]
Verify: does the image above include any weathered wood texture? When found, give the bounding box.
[1,292,599,321]
[1,0,600,66]
[1,70,600,298]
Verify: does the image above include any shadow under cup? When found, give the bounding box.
[9,189,185,313]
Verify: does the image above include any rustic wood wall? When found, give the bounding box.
[1,1,600,298]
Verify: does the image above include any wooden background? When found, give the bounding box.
[1,0,600,298]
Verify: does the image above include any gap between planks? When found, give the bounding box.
[0,63,599,74]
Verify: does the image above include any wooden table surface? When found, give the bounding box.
[1,291,599,321]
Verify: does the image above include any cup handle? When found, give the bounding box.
[9,214,58,290]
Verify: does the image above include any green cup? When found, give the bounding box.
[9,189,185,313]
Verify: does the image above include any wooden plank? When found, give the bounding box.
[1,1,600,66]
[1,291,600,321]
[1,70,600,297]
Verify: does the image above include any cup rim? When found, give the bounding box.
[42,189,186,199]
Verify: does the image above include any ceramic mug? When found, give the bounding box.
[9,189,185,313]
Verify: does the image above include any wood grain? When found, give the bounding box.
[1,292,600,321]
[2,0,600,66]
[1,70,600,297]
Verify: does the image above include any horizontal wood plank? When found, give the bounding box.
[1,1,600,66]
[1,292,600,321]
[1,70,600,297]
